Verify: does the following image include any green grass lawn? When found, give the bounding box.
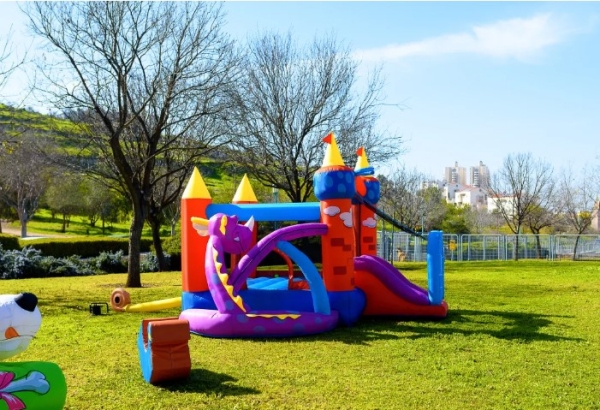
[1,261,599,409]
[6,208,152,238]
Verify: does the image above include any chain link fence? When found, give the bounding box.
[377,230,600,262]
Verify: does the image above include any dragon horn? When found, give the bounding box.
[244,216,255,231]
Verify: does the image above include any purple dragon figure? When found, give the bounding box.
[179,213,338,338]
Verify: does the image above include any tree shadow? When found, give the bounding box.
[157,368,260,396]
[380,309,583,343]
[238,309,582,346]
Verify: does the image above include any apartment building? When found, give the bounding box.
[443,161,467,185]
[469,161,490,189]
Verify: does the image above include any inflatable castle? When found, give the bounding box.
[178,133,448,338]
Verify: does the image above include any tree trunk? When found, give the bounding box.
[170,220,176,237]
[61,214,67,233]
[532,231,543,259]
[572,235,581,261]
[19,207,27,238]
[513,233,520,261]
[149,217,168,271]
[126,206,145,287]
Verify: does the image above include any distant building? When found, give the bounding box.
[470,161,490,189]
[487,194,516,216]
[420,180,444,191]
[454,186,488,210]
[444,161,467,185]
[443,182,466,203]
[592,200,600,232]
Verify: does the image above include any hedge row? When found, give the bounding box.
[0,234,21,251]
[17,237,153,258]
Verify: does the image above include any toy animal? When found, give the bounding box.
[0,293,67,410]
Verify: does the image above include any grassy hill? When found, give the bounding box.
[0,103,283,237]
[0,103,88,150]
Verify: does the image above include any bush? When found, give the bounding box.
[140,252,172,273]
[39,255,95,277]
[94,250,127,273]
[95,250,127,273]
[153,234,180,271]
[0,234,21,251]
[0,246,46,279]
[159,234,180,255]
[0,245,96,278]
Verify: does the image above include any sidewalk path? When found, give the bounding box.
[1,222,68,240]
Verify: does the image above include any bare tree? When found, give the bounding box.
[488,153,554,261]
[0,26,25,92]
[524,202,560,258]
[226,32,403,202]
[0,133,51,237]
[379,167,444,233]
[26,2,239,285]
[466,208,497,234]
[557,165,598,260]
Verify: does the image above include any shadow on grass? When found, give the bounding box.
[379,309,582,343]
[239,309,582,346]
[158,368,260,396]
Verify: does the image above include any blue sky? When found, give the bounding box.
[1,2,599,180]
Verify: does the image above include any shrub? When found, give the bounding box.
[0,234,20,251]
[39,255,95,277]
[95,250,127,273]
[0,244,96,278]
[153,234,180,271]
[0,246,46,279]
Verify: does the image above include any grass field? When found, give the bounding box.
[1,261,599,409]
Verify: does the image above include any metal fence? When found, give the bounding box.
[377,230,600,262]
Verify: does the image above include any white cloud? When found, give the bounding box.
[323,206,340,216]
[362,217,377,228]
[353,13,575,63]
[340,210,353,228]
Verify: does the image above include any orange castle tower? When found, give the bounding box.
[352,147,380,256]
[313,132,356,291]
[181,167,212,293]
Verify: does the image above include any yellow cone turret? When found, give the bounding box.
[322,132,345,167]
[182,167,211,199]
[354,147,373,176]
[232,174,258,203]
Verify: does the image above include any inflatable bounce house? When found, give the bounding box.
[177,132,448,338]
[0,293,67,409]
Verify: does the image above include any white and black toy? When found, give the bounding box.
[0,293,42,360]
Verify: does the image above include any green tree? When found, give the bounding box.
[44,172,85,233]
[81,178,124,235]
[440,204,471,235]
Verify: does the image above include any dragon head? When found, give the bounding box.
[192,213,255,254]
